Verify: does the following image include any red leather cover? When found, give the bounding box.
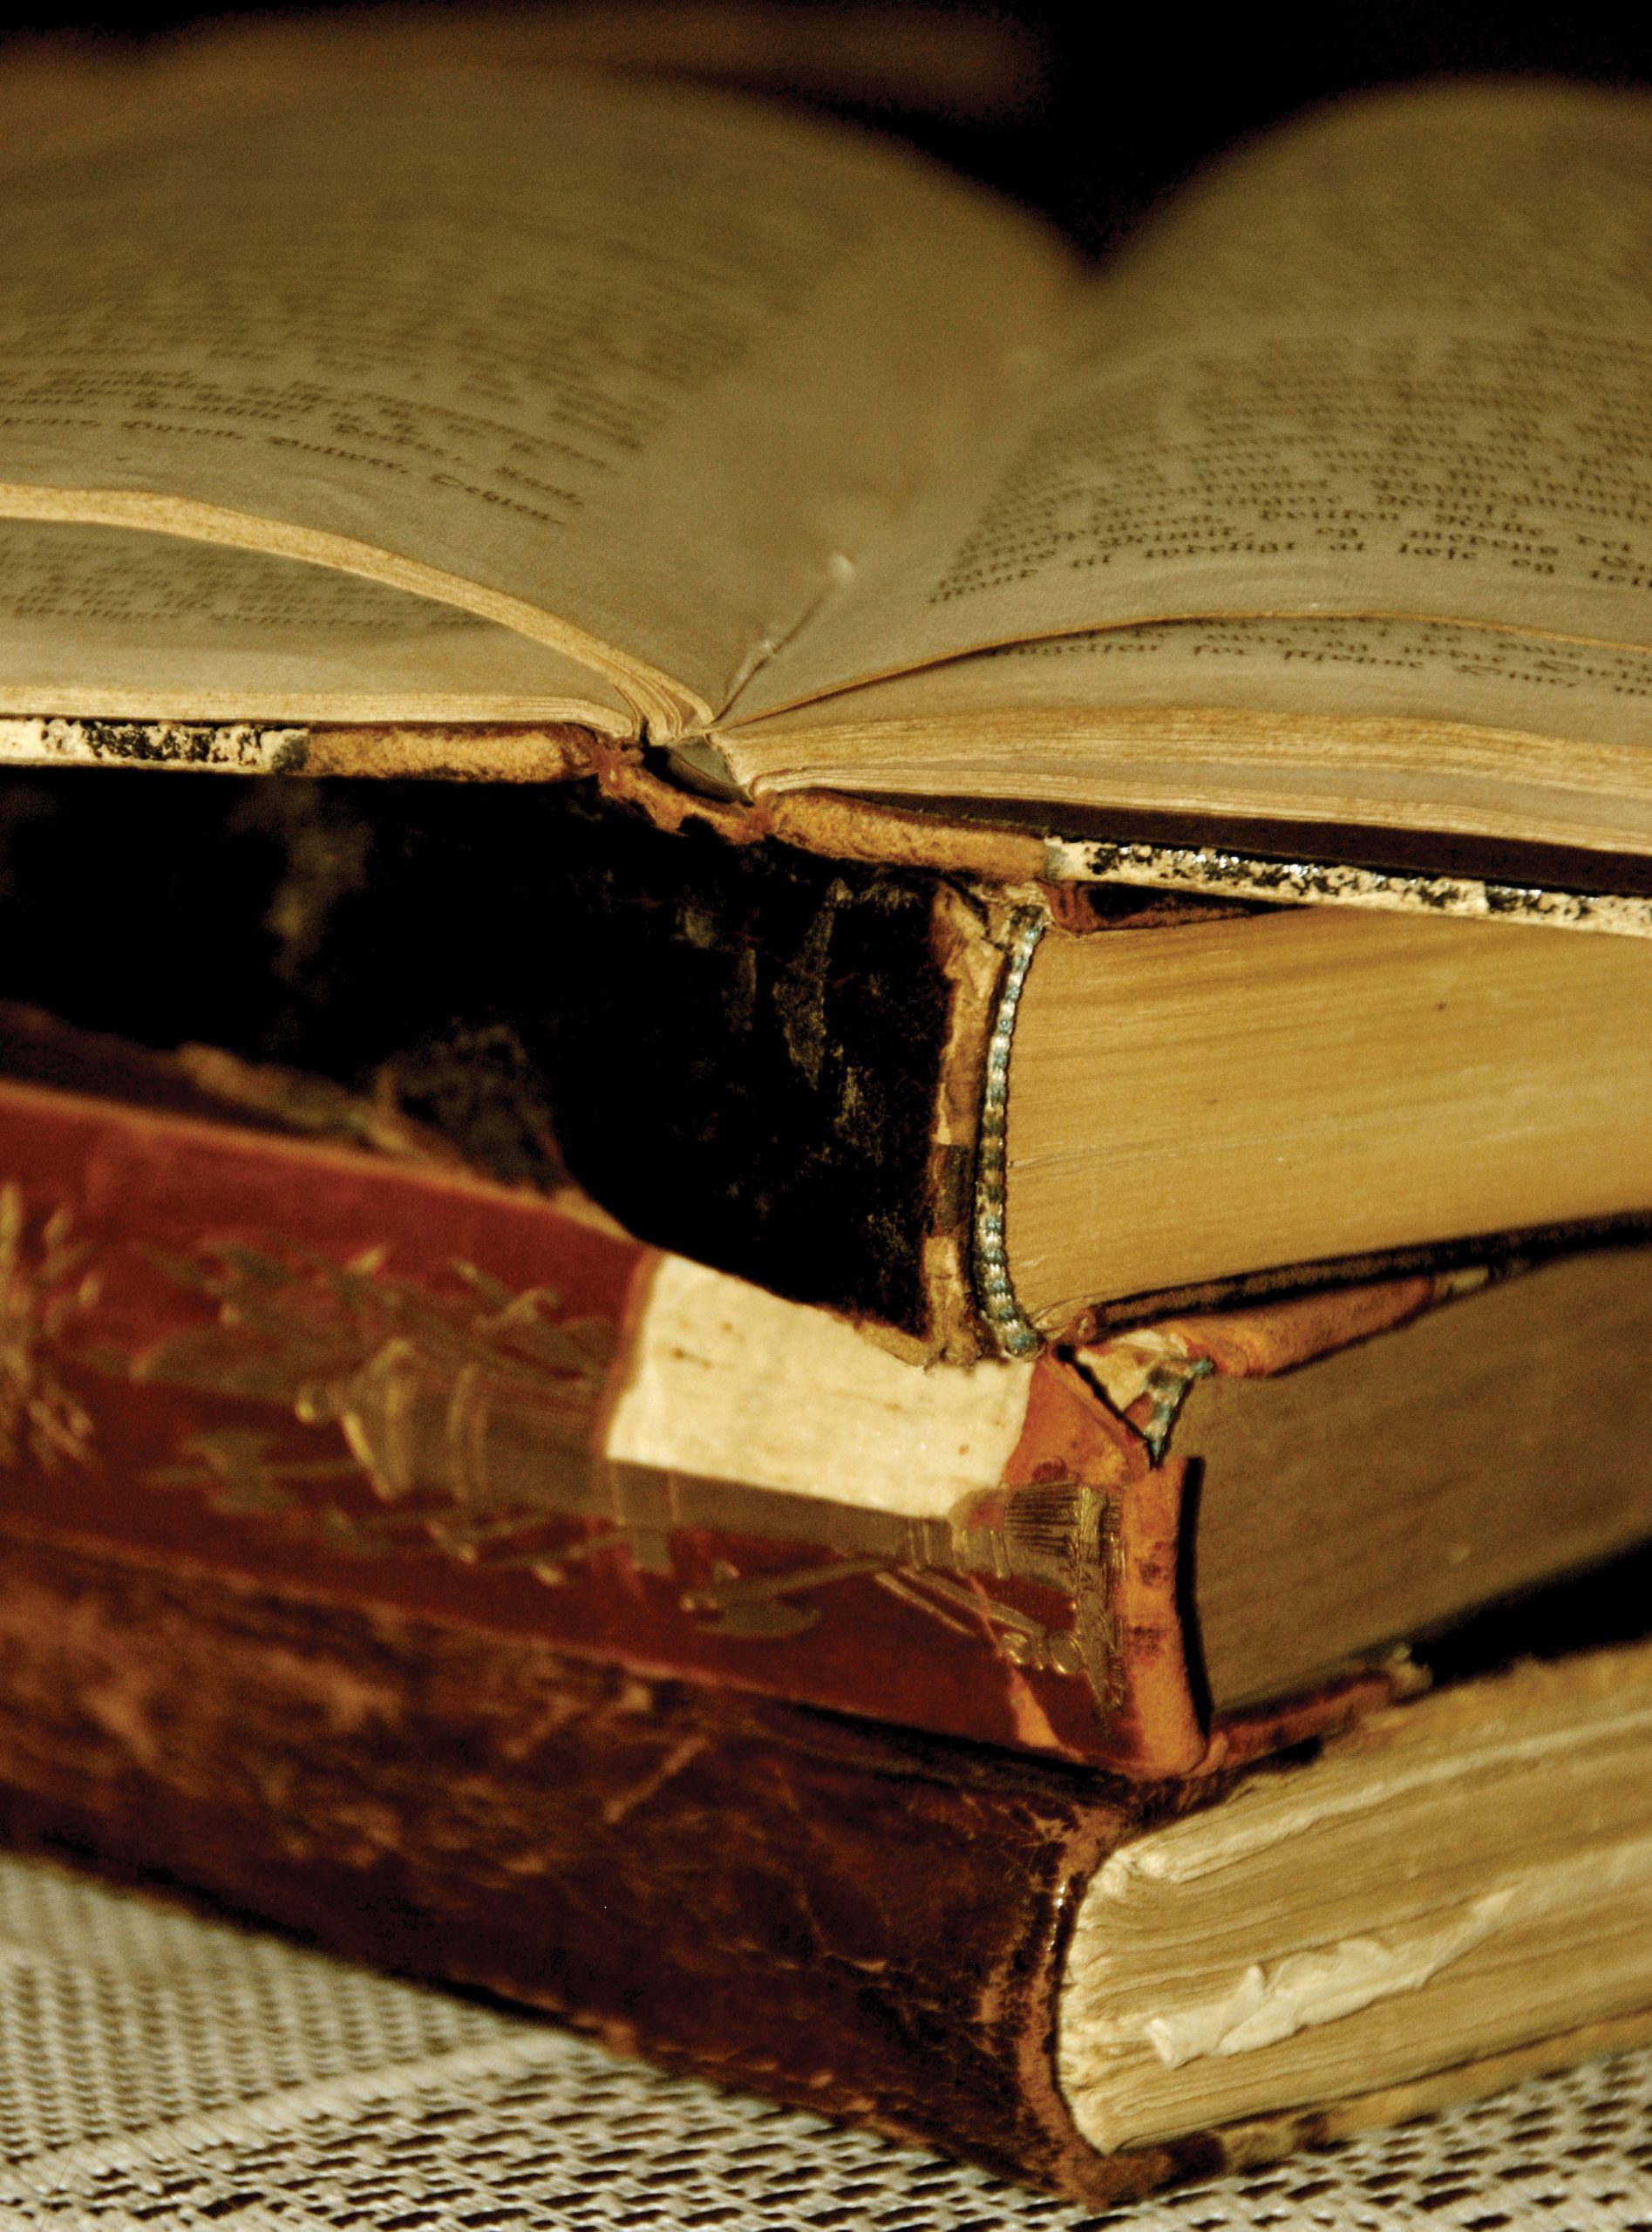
[0,1063,1398,1771]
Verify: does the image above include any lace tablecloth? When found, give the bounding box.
[0,1849,1646,2230]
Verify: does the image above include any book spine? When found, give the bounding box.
[520,789,994,1358]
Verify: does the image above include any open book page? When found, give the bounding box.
[716,617,1652,856]
[0,525,631,729]
[0,75,1073,733]
[741,82,1652,721]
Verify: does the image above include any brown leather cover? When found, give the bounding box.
[0,1525,1646,2207]
[0,1520,1178,2195]
[0,1517,1322,2205]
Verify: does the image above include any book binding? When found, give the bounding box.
[0,1062,1410,1777]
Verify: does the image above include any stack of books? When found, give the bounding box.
[0,55,1646,2212]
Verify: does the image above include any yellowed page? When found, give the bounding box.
[1007,908,1652,1325]
[0,523,630,729]
[605,1256,1032,1515]
[1061,1639,1652,2152]
[715,616,1652,855]
[0,73,1072,733]
[745,81,1652,715]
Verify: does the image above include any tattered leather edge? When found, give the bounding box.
[907,882,1019,1367]
[765,783,1050,881]
[749,785,1652,942]
[1078,1269,1485,1448]
[303,723,599,780]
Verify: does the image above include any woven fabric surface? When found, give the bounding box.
[0,1851,1645,2230]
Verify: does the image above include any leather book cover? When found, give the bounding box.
[0,1521,1644,2208]
[0,1045,1415,1777]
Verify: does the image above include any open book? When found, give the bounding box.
[3,70,1652,880]
[5,69,1652,1354]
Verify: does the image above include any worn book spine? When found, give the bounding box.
[505,772,1652,1361]
[0,1052,1405,1778]
[0,1527,1646,2208]
[445,774,1001,1361]
[0,759,988,1350]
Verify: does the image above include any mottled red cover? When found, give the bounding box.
[0,1061,1397,1772]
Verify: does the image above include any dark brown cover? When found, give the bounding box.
[0,1516,1360,2207]
[2,1524,1649,2207]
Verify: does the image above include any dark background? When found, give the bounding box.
[6,1,1652,255]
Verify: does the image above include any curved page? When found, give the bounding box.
[749,83,1652,715]
[717,616,1652,857]
[0,523,631,729]
[0,74,1072,732]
